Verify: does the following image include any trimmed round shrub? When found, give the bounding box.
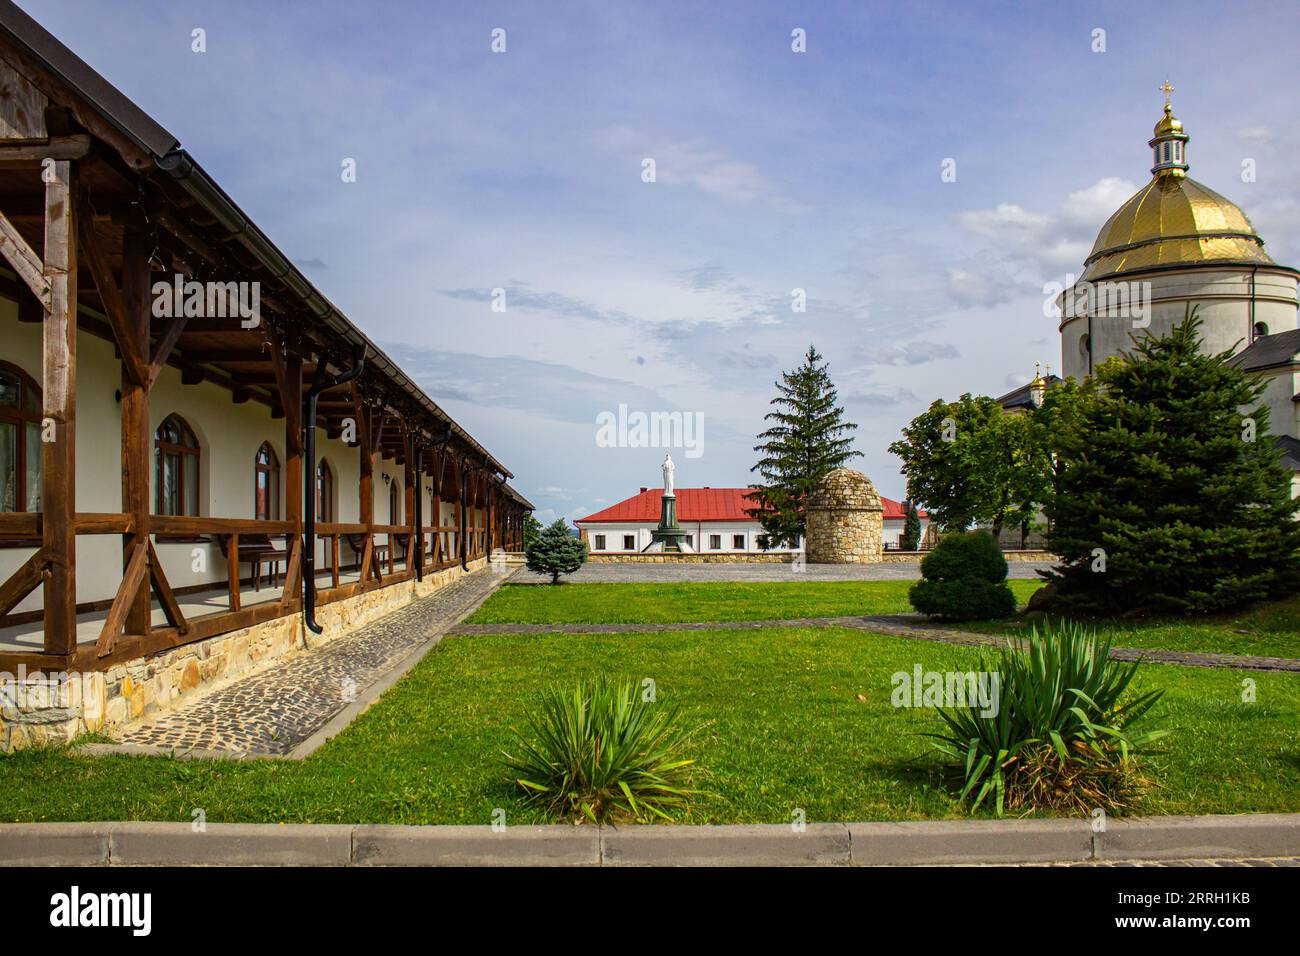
[910,531,1016,620]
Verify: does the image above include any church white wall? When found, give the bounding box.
[1059,266,1299,385]
[1251,367,1299,443]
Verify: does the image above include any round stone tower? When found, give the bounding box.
[805,468,884,564]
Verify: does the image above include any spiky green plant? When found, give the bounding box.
[926,620,1168,816]
[503,677,706,824]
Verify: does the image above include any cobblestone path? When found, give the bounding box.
[112,568,513,757]
[449,614,1300,673]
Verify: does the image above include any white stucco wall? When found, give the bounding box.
[0,296,403,612]
[580,520,801,553]
[1059,266,1299,386]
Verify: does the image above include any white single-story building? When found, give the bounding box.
[576,486,928,553]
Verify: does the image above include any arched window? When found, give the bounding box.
[316,459,334,521]
[0,361,42,513]
[388,478,401,524]
[1254,321,1269,339]
[155,414,200,516]
[254,442,280,520]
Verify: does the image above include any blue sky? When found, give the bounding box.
[22,0,1299,523]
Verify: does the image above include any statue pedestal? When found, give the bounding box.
[649,493,691,552]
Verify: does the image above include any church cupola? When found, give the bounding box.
[1149,81,1189,179]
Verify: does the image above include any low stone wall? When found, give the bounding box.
[881,549,1054,564]
[588,550,1055,565]
[0,557,487,752]
[587,553,791,564]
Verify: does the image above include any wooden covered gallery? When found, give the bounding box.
[0,5,532,682]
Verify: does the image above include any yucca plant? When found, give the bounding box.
[926,620,1168,816]
[503,677,706,824]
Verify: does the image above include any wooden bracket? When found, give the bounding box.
[0,548,47,617]
[0,209,50,306]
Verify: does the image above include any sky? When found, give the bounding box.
[20,0,1299,524]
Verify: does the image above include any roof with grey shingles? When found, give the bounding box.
[1229,329,1300,372]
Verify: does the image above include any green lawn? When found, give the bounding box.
[958,594,1300,661]
[466,580,1045,625]
[2,622,1296,824]
[469,580,1300,660]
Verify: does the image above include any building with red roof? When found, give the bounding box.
[576,485,928,554]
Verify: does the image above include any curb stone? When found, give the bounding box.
[353,824,599,867]
[849,819,1093,866]
[109,822,354,866]
[2,814,1298,866]
[1096,813,1300,862]
[601,823,850,867]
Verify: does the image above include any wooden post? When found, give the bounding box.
[119,227,152,636]
[354,387,374,578]
[431,447,445,566]
[403,430,415,570]
[41,160,76,655]
[273,344,303,599]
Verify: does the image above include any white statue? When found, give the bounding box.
[662,454,675,496]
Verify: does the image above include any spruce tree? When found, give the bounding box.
[900,500,921,551]
[747,345,860,547]
[1045,307,1300,614]
[526,519,587,584]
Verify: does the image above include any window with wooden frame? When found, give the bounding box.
[388,478,401,524]
[316,458,334,521]
[623,534,635,550]
[154,414,200,516]
[254,442,280,520]
[0,361,42,514]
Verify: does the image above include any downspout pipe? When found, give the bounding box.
[460,464,470,572]
[304,346,366,633]
[413,441,424,583]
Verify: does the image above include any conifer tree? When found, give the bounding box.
[526,519,587,584]
[747,345,860,547]
[900,500,922,551]
[1045,307,1300,614]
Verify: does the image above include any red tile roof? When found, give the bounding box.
[576,488,924,524]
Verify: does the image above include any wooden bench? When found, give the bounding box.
[214,533,290,591]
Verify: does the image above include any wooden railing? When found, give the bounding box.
[0,509,496,673]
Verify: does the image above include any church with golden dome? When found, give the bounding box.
[1056,88,1300,491]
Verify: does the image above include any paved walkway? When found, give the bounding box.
[514,561,1053,583]
[107,567,512,758]
[449,614,1300,672]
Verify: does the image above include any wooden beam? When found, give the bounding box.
[79,207,147,387]
[278,538,301,614]
[95,542,148,657]
[41,159,77,655]
[147,540,188,634]
[119,227,153,635]
[0,549,46,617]
[147,316,188,389]
[227,533,241,612]
[0,134,92,161]
[0,209,50,306]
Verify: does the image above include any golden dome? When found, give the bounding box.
[1153,103,1183,136]
[1081,102,1273,281]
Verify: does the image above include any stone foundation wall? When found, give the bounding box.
[0,557,488,752]
[587,552,792,563]
[881,549,1054,564]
